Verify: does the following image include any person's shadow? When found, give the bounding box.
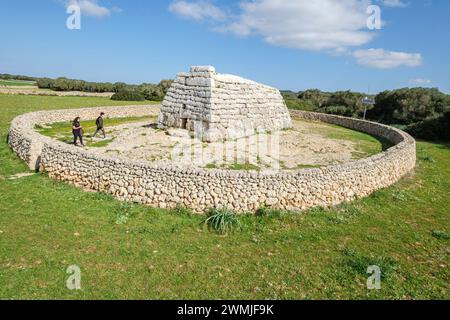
[142,123,158,129]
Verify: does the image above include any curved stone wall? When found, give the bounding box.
[8,105,416,213]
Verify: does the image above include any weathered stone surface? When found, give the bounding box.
[8,105,416,214]
[158,66,292,142]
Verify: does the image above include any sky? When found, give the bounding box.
[0,0,449,93]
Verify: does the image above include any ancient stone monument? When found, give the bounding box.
[9,105,416,213]
[158,66,292,142]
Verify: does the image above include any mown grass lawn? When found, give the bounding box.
[0,94,449,299]
[0,80,36,87]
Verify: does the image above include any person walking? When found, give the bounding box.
[93,112,106,139]
[72,117,84,147]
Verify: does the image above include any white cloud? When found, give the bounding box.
[221,0,374,51]
[169,1,227,21]
[353,49,422,69]
[381,0,408,8]
[409,78,432,85]
[168,0,423,69]
[67,0,116,18]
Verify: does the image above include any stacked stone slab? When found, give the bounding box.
[158,66,292,142]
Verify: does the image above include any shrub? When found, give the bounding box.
[138,84,164,101]
[406,111,450,141]
[35,77,53,89]
[318,105,354,117]
[52,77,72,91]
[298,89,331,108]
[157,79,173,95]
[367,88,449,125]
[204,208,240,234]
[137,80,173,101]
[113,82,127,93]
[284,98,316,111]
[111,90,145,101]
[325,91,367,117]
[285,89,370,117]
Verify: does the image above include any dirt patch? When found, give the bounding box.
[83,118,381,170]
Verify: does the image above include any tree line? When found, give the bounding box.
[36,77,173,101]
[282,87,450,141]
[1,73,173,101]
[0,73,36,81]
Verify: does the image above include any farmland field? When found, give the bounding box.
[0,79,36,87]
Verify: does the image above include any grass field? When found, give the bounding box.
[0,94,448,299]
[0,80,36,87]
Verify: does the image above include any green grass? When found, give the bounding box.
[205,162,261,171]
[227,163,261,171]
[0,94,449,299]
[302,120,393,158]
[89,138,115,148]
[0,80,36,87]
[295,164,322,169]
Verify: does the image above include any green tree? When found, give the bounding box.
[368,88,449,125]
[298,89,331,108]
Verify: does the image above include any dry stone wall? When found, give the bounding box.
[159,66,292,142]
[8,105,416,213]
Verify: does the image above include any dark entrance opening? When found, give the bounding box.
[181,118,188,129]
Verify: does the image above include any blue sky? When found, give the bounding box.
[0,0,448,93]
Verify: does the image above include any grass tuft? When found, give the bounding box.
[204,208,241,235]
[173,204,194,216]
[432,230,449,240]
[255,206,284,218]
[420,155,436,163]
[341,248,397,280]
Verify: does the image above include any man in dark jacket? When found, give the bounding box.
[93,112,106,139]
[72,117,84,147]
